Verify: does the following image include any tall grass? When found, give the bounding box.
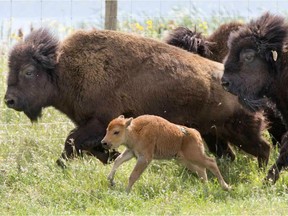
[0,12,288,215]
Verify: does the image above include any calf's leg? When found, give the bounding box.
[181,137,230,190]
[108,149,134,186]
[194,156,231,190]
[179,159,208,181]
[126,156,152,193]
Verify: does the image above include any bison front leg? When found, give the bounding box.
[57,118,120,167]
[203,134,236,161]
[223,110,271,168]
[265,132,288,184]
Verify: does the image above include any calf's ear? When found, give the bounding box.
[118,115,125,119]
[125,117,133,128]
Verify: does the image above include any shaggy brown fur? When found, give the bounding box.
[166,22,287,147]
[5,28,270,167]
[165,22,243,62]
[102,115,231,192]
[222,12,288,183]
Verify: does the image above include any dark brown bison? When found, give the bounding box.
[5,28,270,168]
[165,22,287,147]
[222,12,288,183]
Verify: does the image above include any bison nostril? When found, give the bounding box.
[221,80,230,88]
[5,98,15,107]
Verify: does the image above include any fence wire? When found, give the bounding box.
[1,0,288,44]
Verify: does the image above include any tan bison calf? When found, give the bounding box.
[101,115,231,193]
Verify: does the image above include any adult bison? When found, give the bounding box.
[165,22,287,147]
[5,28,270,167]
[221,12,288,183]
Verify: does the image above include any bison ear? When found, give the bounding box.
[118,115,125,119]
[125,117,133,128]
[33,50,58,70]
[26,28,59,70]
[34,48,58,69]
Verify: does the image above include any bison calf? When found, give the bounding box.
[101,115,231,193]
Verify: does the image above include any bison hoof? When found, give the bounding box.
[108,150,121,163]
[56,158,67,169]
[264,168,279,184]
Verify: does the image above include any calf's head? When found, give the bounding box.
[5,28,59,121]
[222,12,288,111]
[101,115,133,150]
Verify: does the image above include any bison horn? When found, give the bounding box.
[271,50,278,61]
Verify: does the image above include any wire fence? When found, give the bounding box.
[1,0,288,146]
[1,0,288,44]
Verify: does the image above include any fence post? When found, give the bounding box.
[105,0,118,30]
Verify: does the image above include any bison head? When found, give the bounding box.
[165,26,212,57]
[222,12,288,111]
[5,28,59,121]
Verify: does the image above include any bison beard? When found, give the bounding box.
[5,28,270,169]
[24,107,42,122]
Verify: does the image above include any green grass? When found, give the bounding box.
[0,35,288,215]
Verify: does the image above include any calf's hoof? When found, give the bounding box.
[109,180,115,187]
[223,184,232,191]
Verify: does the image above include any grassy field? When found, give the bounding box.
[0,32,288,215]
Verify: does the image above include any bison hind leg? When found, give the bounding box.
[203,134,236,161]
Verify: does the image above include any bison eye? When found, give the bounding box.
[113,131,120,135]
[25,70,34,77]
[241,49,255,63]
[21,66,36,78]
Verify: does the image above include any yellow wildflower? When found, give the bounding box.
[199,21,208,31]
[135,23,144,31]
[146,20,153,30]
[10,33,22,41]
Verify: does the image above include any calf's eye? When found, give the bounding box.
[113,131,120,135]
